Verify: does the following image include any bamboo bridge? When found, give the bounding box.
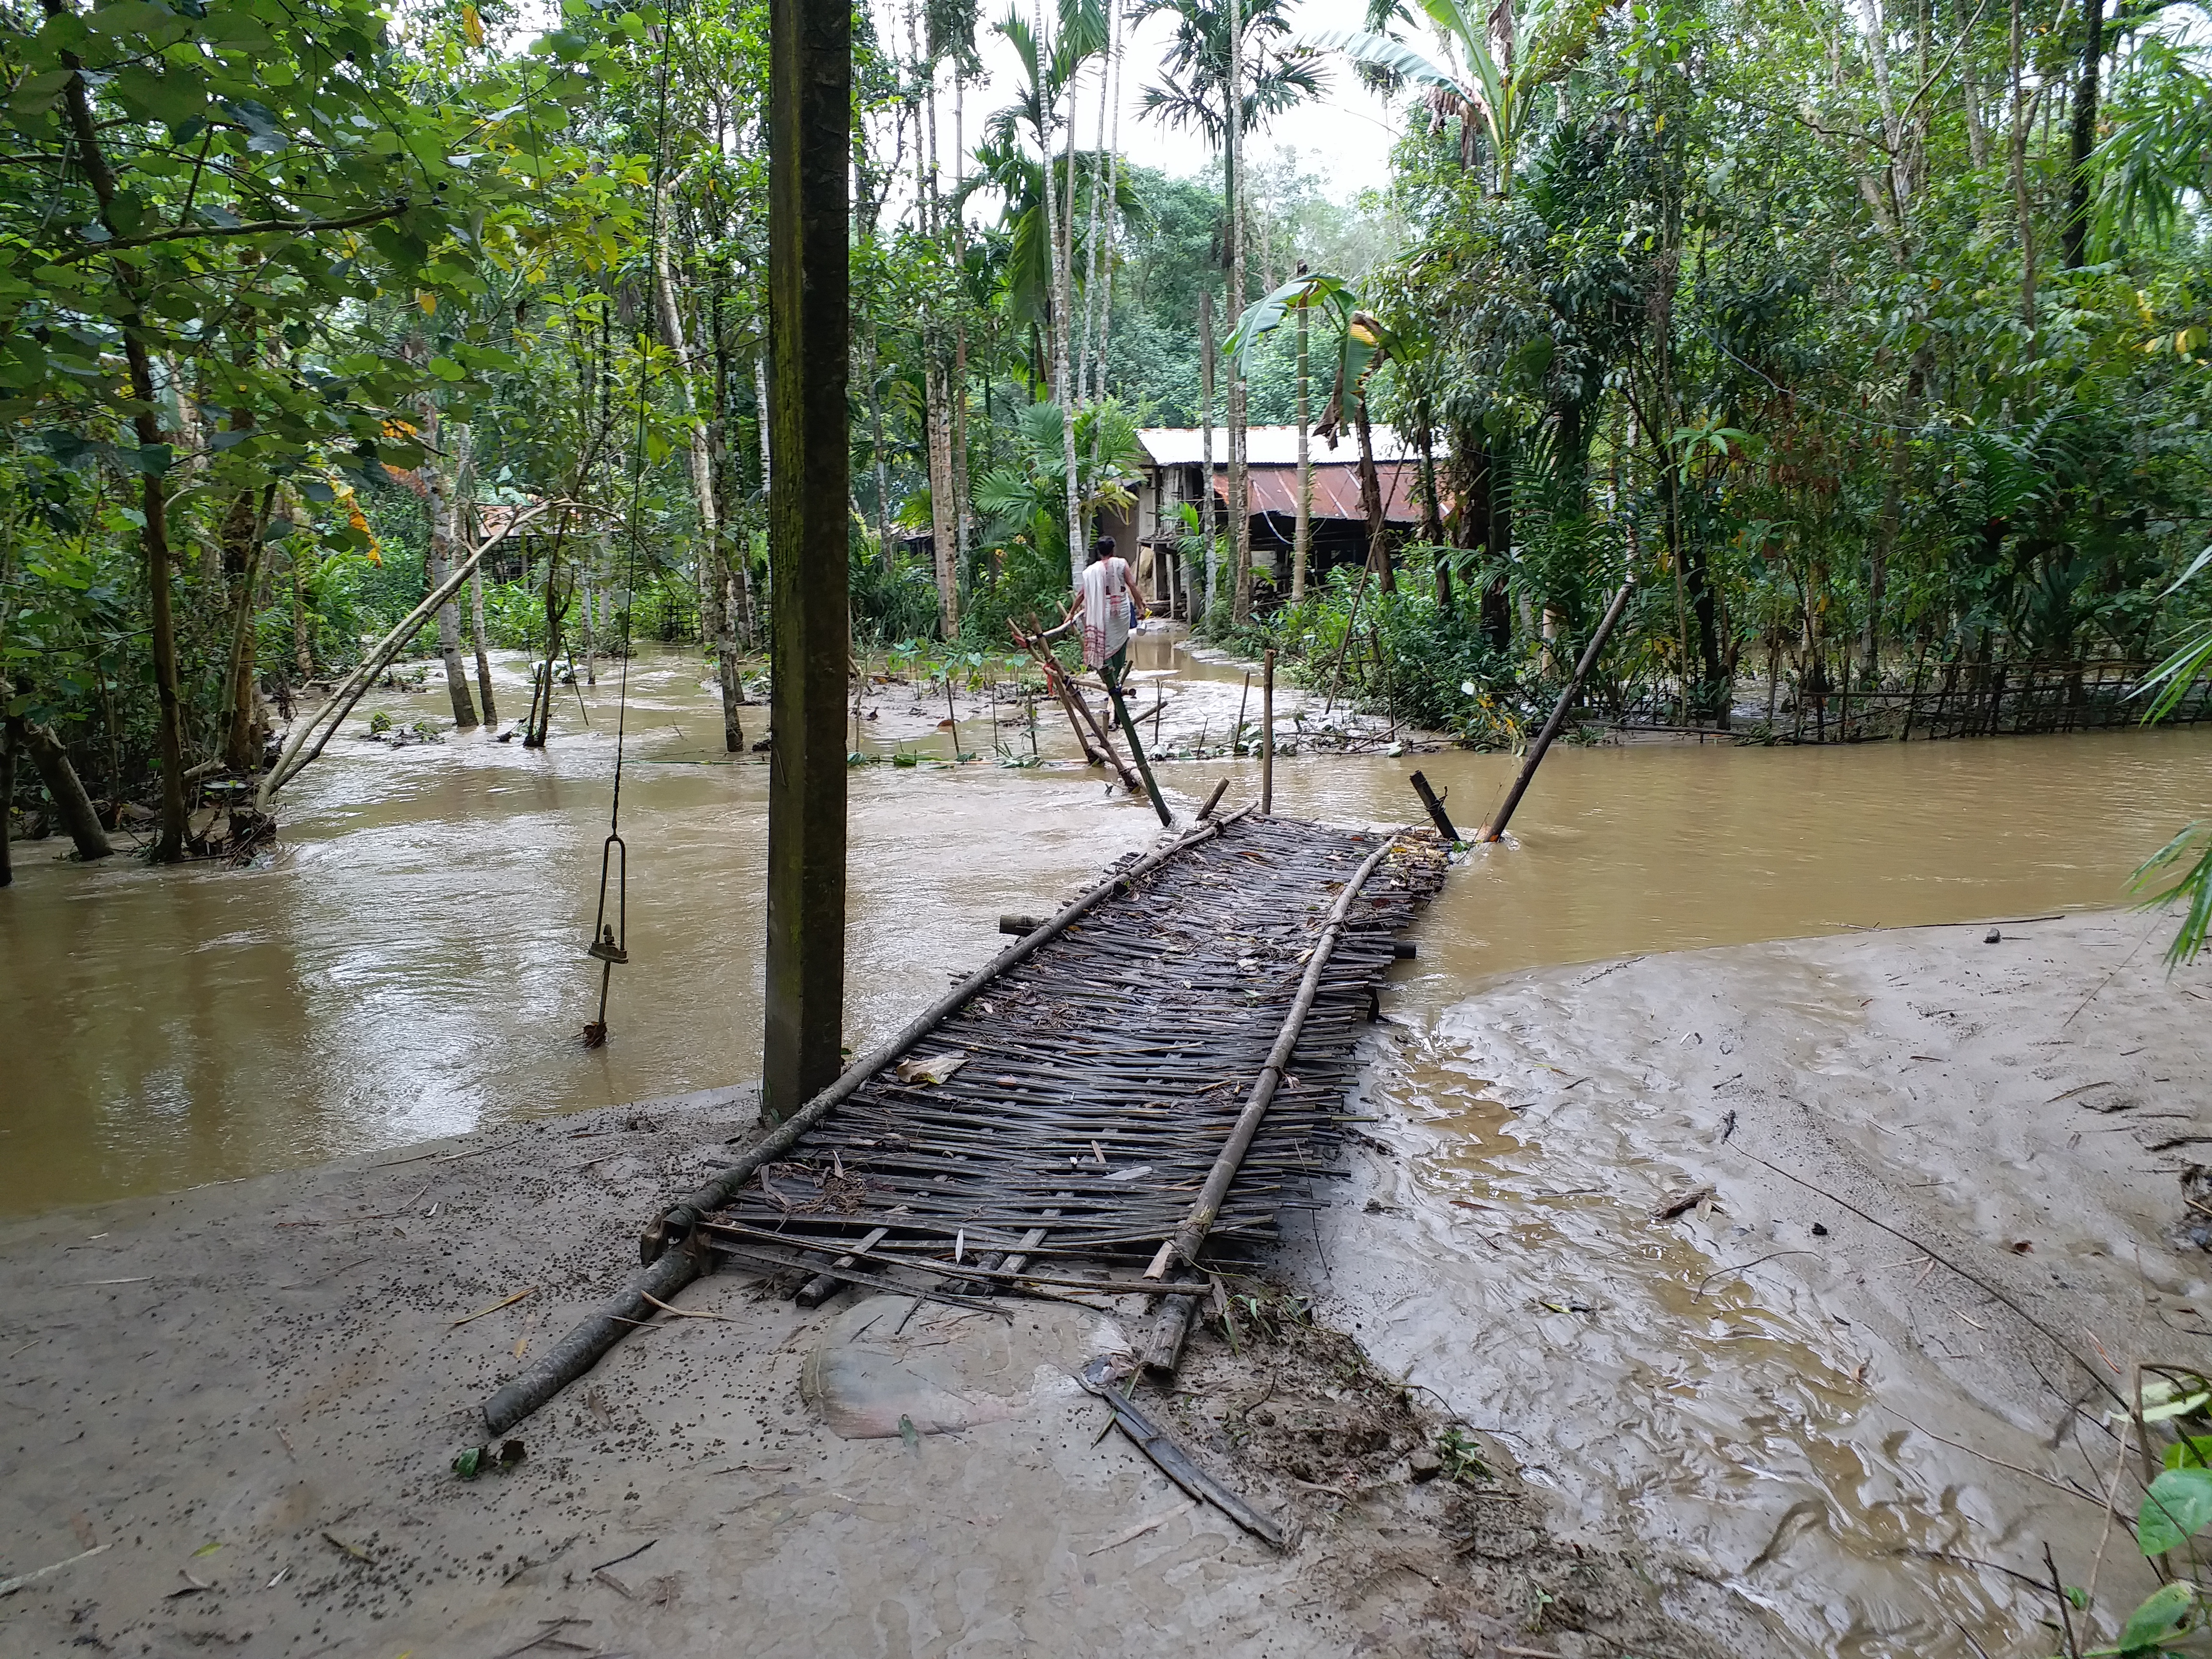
[483,806,1449,1437]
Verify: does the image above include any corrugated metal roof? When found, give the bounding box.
[1235,461,1427,524]
[1138,424,1427,467]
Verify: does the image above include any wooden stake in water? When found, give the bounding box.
[1261,648,1274,815]
[1482,578,1635,844]
[1105,666,1173,827]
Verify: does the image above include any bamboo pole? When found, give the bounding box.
[1104,669,1173,826]
[1260,649,1274,814]
[1479,578,1634,843]
[1407,770,1457,841]
[1142,832,1400,1372]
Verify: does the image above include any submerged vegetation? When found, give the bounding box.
[3,0,2212,864]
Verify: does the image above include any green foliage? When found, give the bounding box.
[2138,1466,2212,1558]
[1274,553,1516,735]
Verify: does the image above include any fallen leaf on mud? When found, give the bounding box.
[451,1286,537,1328]
[1652,1186,1716,1221]
[322,1531,373,1563]
[895,1054,966,1085]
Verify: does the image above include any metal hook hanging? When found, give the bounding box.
[583,831,627,1047]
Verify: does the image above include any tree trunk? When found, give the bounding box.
[469,559,499,724]
[9,715,113,861]
[48,35,187,859]
[2010,0,2037,331]
[219,483,274,771]
[654,204,743,752]
[1048,81,1083,588]
[0,723,12,886]
[1199,289,1217,619]
[290,542,313,680]
[1354,392,1394,593]
[1418,417,1449,612]
[421,404,481,730]
[580,572,597,687]
[2062,0,2103,268]
[951,323,973,585]
[762,0,853,1119]
[866,323,894,566]
[1225,0,1250,625]
[1292,282,1311,602]
[1961,3,1989,169]
[926,353,961,635]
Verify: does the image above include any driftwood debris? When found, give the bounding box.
[1078,1357,1286,1549]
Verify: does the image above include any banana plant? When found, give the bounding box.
[1227,272,1404,590]
[1299,0,1606,194]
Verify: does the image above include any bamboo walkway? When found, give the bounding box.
[698,812,1445,1280]
[484,809,1449,1435]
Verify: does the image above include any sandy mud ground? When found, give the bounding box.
[1312,910,2212,1656]
[2,912,2205,1657]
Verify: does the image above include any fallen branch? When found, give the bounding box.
[257,498,573,807]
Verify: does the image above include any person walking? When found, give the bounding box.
[1043,536,1170,823]
[1060,535,1143,686]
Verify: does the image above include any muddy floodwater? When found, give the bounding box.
[7,632,2212,1658]
[3,632,2208,1216]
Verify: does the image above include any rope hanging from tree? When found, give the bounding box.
[583,10,680,1049]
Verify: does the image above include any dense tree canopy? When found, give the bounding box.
[3,0,2210,859]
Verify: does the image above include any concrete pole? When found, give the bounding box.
[761,0,851,1121]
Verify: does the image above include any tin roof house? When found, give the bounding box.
[1096,425,1440,611]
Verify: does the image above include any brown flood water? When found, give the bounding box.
[6,632,2211,1656]
[3,633,2207,1213]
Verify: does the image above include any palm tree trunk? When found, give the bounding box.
[926,354,961,635]
[654,198,743,751]
[952,323,973,581]
[1046,54,1083,587]
[1292,283,1311,602]
[1199,289,1218,619]
[1226,0,1251,625]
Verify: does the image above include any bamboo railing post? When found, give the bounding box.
[1142,832,1401,1373]
[1480,578,1634,843]
[1260,649,1274,814]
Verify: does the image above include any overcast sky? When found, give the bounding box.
[887,0,1407,207]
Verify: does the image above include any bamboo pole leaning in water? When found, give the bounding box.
[1103,668,1174,826]
[1141,830,1401,1373]
[1479,578,1635,844]
[256,499,570,808]
[479,805,1258,1439]
[1261,649,1274,814]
